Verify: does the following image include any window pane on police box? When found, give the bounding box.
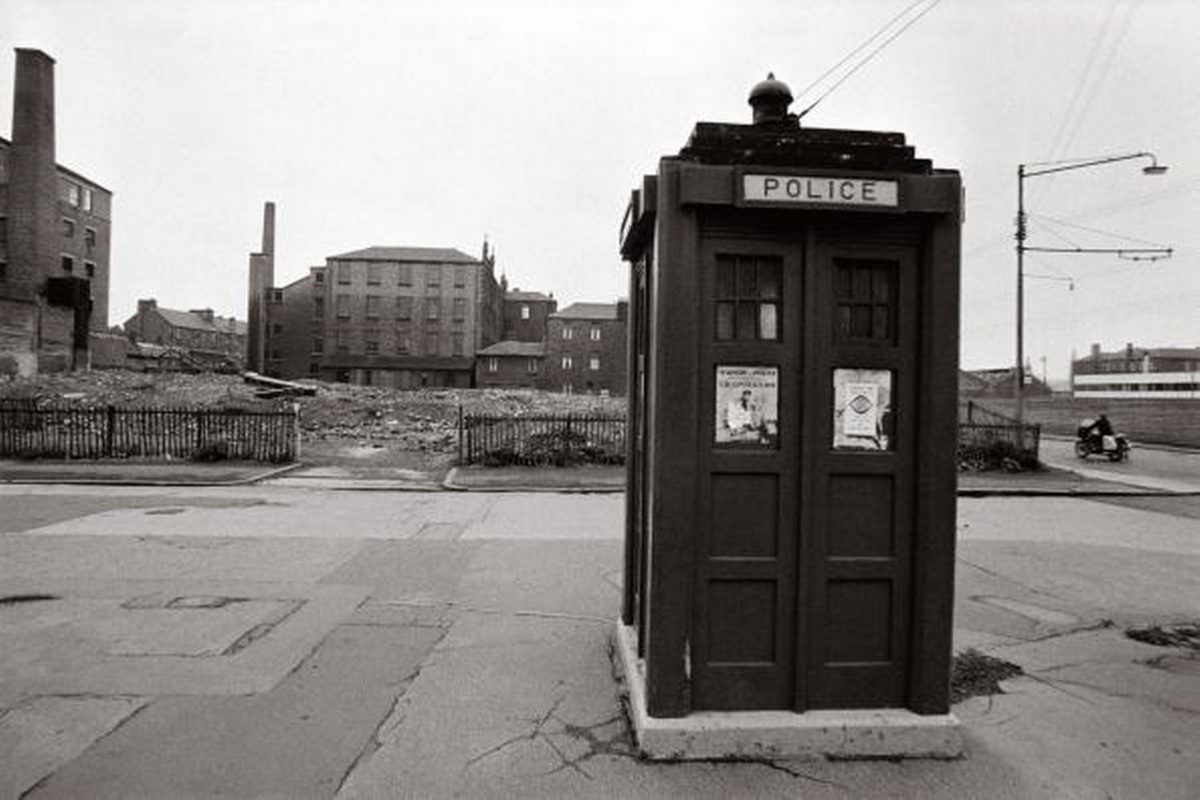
[759,303,778,340]
[716,302,734,340]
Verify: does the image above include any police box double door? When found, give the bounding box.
[692,233,918,711]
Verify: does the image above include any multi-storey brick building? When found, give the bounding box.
[1072,343,1200,399]
[260,239,504,387]
[0,49,113,375]
[501,288,556,342]
[543,301,628,395]
[123,299,246,368]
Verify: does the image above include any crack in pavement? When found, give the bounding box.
[957,556,1068,602]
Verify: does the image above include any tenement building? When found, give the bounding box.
[0,48,113,375]
[543,301,628,394]
[501,287,556,342]
[259,237,504,387]
[123,299,246,369]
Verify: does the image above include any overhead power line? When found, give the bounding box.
[796,0,947,120]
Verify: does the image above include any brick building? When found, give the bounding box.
[501,288,556,342]
[543,301,628,395]
[475,340,545,388]
[0,48,113,375]
[257,233,505,387]
[1072,342,1200,399]
[123,299,246,369]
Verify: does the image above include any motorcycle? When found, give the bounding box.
[1075,421,1130,462]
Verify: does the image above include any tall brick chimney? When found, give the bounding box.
[246,201,276,372]
[8,49,57,297]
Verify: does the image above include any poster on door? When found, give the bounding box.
[833,368,893,450]
[715,365,779,448]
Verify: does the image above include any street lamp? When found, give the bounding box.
[1015,152,1172,425]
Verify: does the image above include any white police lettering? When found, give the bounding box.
[744,174,898,207]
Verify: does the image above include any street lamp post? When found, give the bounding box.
[1014,152,1172,426]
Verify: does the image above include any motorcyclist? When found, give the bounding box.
[1092,414,1114,449]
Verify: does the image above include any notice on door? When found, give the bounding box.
[715,365,779,448]
[833,368,893,451]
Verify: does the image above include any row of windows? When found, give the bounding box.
[61,219,98,251]
[318,295,469,321]
[560,326,603,341]
[60,180,94,212]
[486,358,540,375]
[334,262,469,288]
[312,333,467,357]
[1076,383,1200,392]
[61,255,97,277]
[483,356,604,373]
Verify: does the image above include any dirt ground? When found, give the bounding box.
[0,370,626,470]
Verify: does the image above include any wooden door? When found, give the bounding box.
[692,238,803,710]
[802,243,918,709]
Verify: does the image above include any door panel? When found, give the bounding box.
[692,238,802,710]
[804,243,918,709]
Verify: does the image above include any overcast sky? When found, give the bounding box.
[3,0,1197,379]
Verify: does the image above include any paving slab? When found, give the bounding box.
[0,696,147,799]
[30,623,445,800]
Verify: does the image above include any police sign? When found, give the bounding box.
[743,174,899,207]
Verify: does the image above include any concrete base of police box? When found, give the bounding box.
[614,622,962,761]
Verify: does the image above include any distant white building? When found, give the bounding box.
[1072,343,1200,399]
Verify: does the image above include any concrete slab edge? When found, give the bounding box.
[0,461,304,487]
[441,466,625,494]
[614,622,962,761]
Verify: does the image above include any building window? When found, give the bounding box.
[426,268,441,289]
[590,355,601,371]
[365,295,381,319]
[270,289,284,303]
[715,253,782,341]
[425,333,439,356]
[61,255,74,273]
[84,262,96,278]
[520,304,530,320]
[336,262,352,284]
[396,336,410,354]
[62,218,75,238]
[309,362,320,376]
[0,217,7,247]
[0,261,7,282]
[85,227,96,253]
[314,269,325,284]
[454,267,466,288]
[396,296,412,320]
[398,265,412,286]
[62,181,80,207]
[452,332,464,356]
[313,297,324,318]
[488,357,499,373]
[561,355,573,370]
[272,323,283,335]
[453,298,466,321]
[366,338,379,354]
[527,358,539,374]
[270,349,281,360]
[336,294,351,319]
[313,337,324,354]
[562,326,573,340]
[590,326,601,341]
[82,188,93,212]
[426,301,440,320]
[366,263,382,285]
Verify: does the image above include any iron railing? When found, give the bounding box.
[0,400,299,462]
[459,409,626,466]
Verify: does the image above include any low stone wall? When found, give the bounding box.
[976,397,1200,449]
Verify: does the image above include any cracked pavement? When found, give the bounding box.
[0,485,1197,798]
